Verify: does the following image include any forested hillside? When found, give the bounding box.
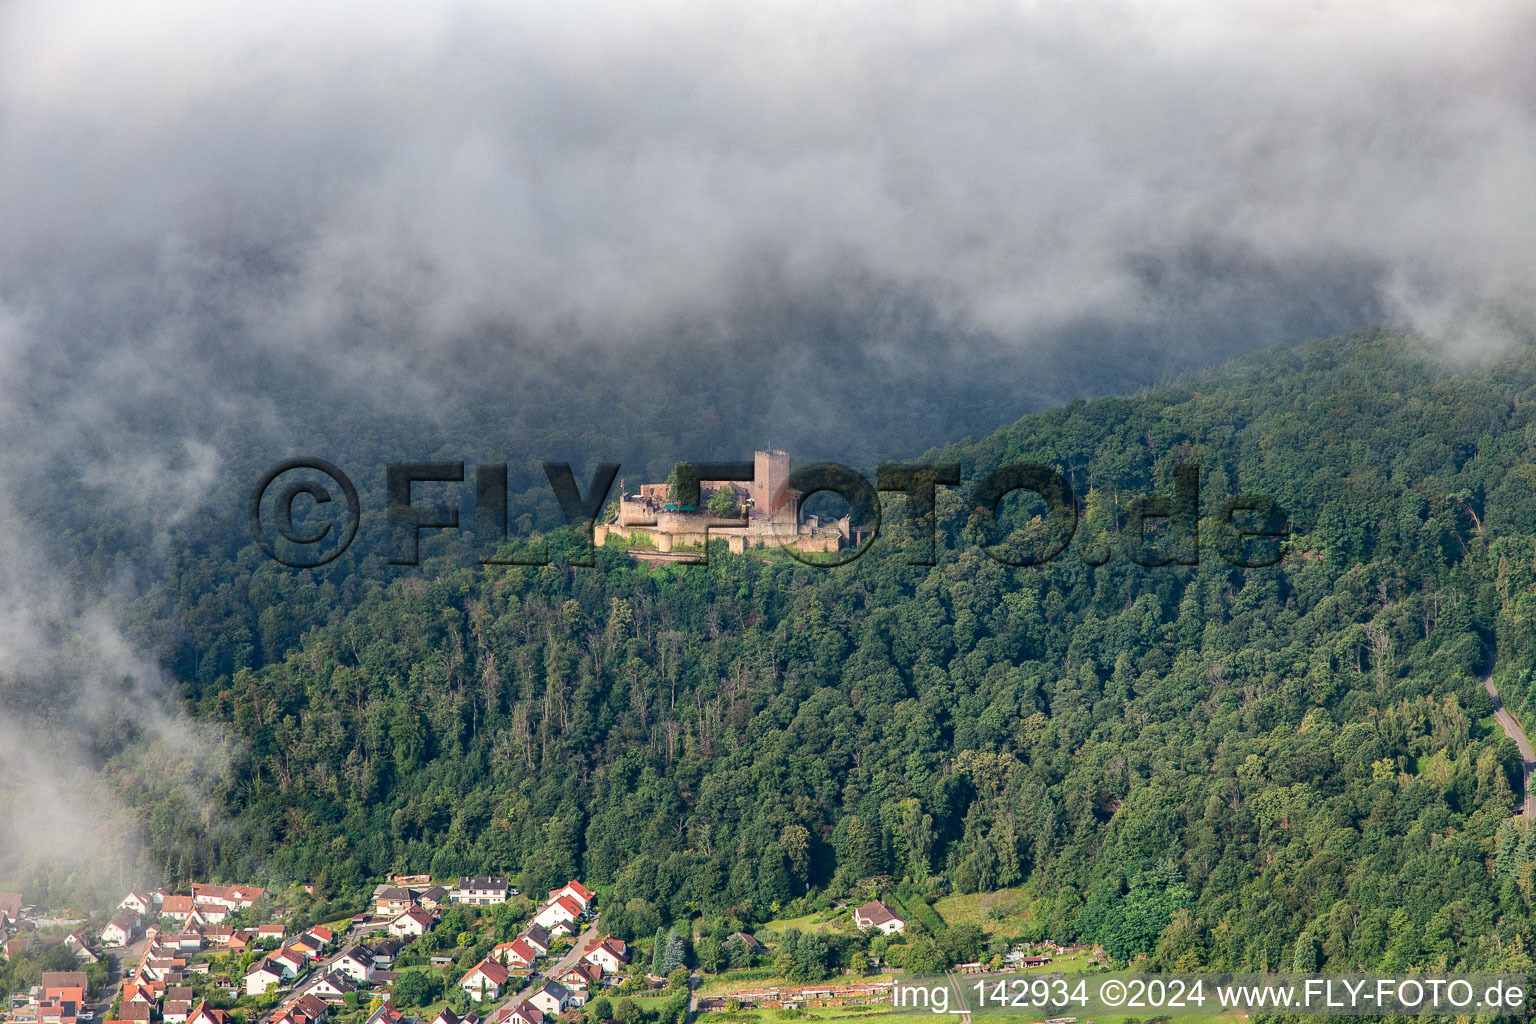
[48,329,1536,973]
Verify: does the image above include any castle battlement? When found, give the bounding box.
[596,450,846,560]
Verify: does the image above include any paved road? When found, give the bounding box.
[1484,674,1536,820]
[263,919,376,1022]
[99,935,154,1017]
[490,920,603,1017]
[546,922,603,980]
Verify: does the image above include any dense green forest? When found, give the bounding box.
[24,328,1536,976]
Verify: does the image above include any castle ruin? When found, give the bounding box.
[594,450,848,559]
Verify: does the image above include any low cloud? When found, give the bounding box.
[0,497,235,900]
[4,0,1533,359]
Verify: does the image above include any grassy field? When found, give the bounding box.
[930,889,1039,936]
[699,973,897,996]
[759,908,858,937]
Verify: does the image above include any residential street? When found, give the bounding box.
[489,917,603,1017]
[260,918,378,1023]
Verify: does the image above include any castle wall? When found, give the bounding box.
[602,450,839,561]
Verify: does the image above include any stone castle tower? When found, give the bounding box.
[750,449,791,518]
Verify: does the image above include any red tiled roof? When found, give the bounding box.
[461,960,509,986]
[189,1002,233,1024]
[853,900,902,927]
[42,972,89,991]
[506,1002,542,1024]
[0,892,22,919]
[589,937,628,962]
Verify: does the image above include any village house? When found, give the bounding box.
[159,896,195,922]
[287,932,325,959]
[37,995,80,1022]
[417,885,450,910]
[102,911,141,948]
[244,961,286,997]
[39,998,82,1024]
[187,1002,233,1024]
[387,909,434,939]
[364,939,402,965]
[191,905,226,926]
[331,948,377,985]
[200,926,234,947]
[274,993,330,1024]
[190,884,264,911]
[119,892,154,917]
[490,938,539,969]
[309,972,357,1003]
[43,972,88,1005]
[372,887,419,917]
[449,878,511,906]
[520,924,552,955]
[557,963,601,992]
[582,937,629,973]
[459,960,510,1001]
[0,892,23,922]
[851,900,905,935]
[527,981,572,1016]
[546,881,595,912]
[530,895,582,932]
[142,955,187,982]
[168,931,203,953]
[272,949,308,976]
[163,1001,192,1024]
[500,1001,544,1024]
[117,1003,152,1024]
[121,983,155,1005]
[430,1009,478,1024]
[256,924,285,942]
